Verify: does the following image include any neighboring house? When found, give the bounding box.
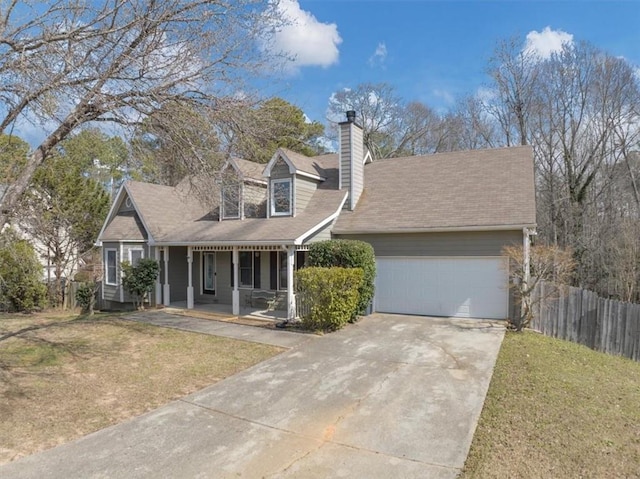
[0,184,78,282]
[96,112,536,320]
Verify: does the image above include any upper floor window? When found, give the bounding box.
[222,183,241,219]
[271,178,292,216]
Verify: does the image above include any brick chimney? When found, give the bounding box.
[339,110,364,210]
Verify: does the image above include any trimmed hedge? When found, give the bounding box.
[308,239,375,319]
[296,267,363,332]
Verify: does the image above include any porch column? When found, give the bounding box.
[154,247,161,306]
[163,247,171,306]
[187,246,194,309]
[232,247,240,315]
[286,245,296,321]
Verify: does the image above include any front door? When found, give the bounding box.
[203,252,216,295]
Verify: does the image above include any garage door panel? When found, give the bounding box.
[375,257,508,319]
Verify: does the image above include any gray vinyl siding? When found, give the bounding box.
[270,158,291,180]
[166,246,188,301]
[334,230,522,257]
[216,252,233,304]
[340,126,351,191]
[304,221,333,244]
[350,126,364,208]
[117,193,135,213]
[339,122,364,210]
[295,176,318,214]
[102,241,151,304]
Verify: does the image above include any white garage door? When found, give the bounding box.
[375,257,508,319]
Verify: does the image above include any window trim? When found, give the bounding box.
[271,178,292,216]
[232,251,255,289]
[105,249,118,286]
[128,248,144,266]
[221,182,242,220]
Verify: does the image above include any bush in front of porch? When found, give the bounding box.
[295,267,363,332]
[307,239,375,319]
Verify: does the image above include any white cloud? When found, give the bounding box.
[524,26,573,59]
[264,0,341,73]
[368,42,387,67]
[433,89,454,105]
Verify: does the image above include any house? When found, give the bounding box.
[96,112,536,320]
[0,185,79,283]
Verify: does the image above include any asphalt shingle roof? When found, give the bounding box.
[101,211,147,241]
[333,145,536,233]
[99,145,535,245]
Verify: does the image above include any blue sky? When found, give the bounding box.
[262,0,640,124]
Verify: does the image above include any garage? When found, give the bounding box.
[374,256,509,319]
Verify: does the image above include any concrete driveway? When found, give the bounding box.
[0,313,504,479]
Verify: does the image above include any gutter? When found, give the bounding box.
[332,223,538,235]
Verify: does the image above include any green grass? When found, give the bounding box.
[462,331,640,478]
[0,312,283,464]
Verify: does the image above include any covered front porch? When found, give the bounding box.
[152,244,308,321]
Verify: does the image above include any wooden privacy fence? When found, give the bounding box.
[530,280,640,361]
[66,281,106,311]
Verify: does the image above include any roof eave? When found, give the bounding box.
[149,239,297,247]
[332,223,537,235]
[294,192,348,245]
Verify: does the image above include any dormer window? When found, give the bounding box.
[271,178,292,216]
[221,182,241,219]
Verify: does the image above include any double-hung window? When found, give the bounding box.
[129,249,143,266]
[239,251,253,287]
[105,249,117,285]
[222,183,241,219]
[271,178,292,216]
[232,251,258,289]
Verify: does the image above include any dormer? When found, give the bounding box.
[219,158,267,220]
[263,148,327,217]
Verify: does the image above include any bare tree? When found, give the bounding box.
[485,37,541,147]
[486,37,640,296]
[327,83,451,159]
[327,82,404,159]
[504,244,575,331]
[0,0,281,227]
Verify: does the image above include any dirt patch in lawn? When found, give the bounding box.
[462,330,640,478]
[0,312,283,465]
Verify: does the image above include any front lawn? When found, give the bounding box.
[0,312,282,464]
[462,330,640,478]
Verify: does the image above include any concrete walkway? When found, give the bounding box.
[0,313,505,479]
[125,310,314,349]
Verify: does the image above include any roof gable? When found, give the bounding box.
[225,157,267,185]
[264,148,326,181]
